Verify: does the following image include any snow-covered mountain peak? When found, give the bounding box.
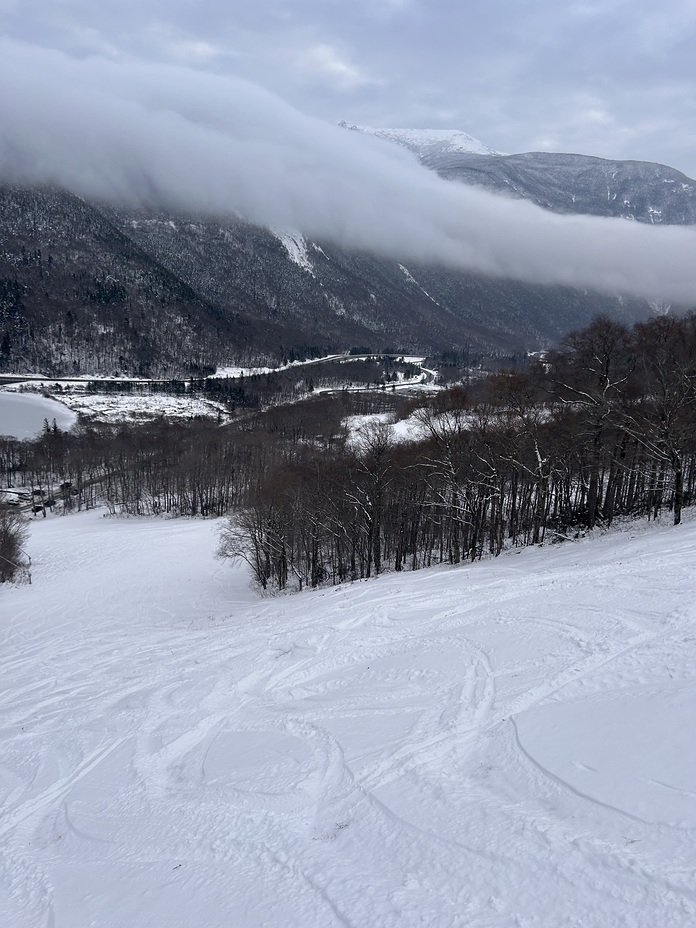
[339,122,505,158]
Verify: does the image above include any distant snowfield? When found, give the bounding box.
[55,391,229,424]
[1,383,229,425]
[2,512,696,927]
[341,124,506,157]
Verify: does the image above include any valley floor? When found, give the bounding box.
[2,511,696,926]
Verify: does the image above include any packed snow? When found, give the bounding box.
[2,510,696,926]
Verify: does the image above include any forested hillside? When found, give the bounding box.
[5,140,696,377]
[4,314,696,590]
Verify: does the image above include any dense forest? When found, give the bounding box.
[3,170,669,378]
[2,314,696,589]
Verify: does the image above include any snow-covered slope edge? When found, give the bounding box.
[339,121,505,157]
[2,512,695,927]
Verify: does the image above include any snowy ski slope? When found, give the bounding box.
[2,511,696,926]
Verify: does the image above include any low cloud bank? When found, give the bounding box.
[2,40,695,303]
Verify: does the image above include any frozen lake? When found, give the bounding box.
[0,390,77,439]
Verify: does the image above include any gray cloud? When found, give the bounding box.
[2,40,696,304]
[2,1,696,177]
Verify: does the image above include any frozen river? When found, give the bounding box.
[0,390,77,439]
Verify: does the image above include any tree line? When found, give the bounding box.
[2,314,696,589]
[79,357,423,412]
[220,313,696,589]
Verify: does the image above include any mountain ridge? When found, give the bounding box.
[338,122,505,157]
[1,135,694,377]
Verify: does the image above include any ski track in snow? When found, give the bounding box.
[2,512,696,926]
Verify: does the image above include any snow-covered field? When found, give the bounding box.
[53,391,230,424]
[1,383,229,425]
[2,511,696,926]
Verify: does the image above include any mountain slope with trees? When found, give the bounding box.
[5,314,696,591]
[1,139,695,376]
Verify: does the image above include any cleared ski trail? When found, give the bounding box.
[2,511,696,926]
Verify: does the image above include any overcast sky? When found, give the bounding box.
[3,1,696,304]
[3,0,696,178]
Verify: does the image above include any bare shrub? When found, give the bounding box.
[0,509,30,583]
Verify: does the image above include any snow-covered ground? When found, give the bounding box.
[340,124,505,157]
[210,353,409,380]
[271,230,316,275]
[2,511,696,926]
[343,412,426,446]
[53,391,230,424]
[1,383,229,425]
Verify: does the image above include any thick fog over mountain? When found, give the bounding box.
[2,40,696,303]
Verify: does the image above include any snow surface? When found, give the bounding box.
[54,391,230,424]
[341,124,505,157]
[2,511,696,926]
[1,383,229,425]
[342,412,426,446]
[211,354,347,379]
[272,230,315,274]
[0,391,77,438]
[398,264,442,306]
